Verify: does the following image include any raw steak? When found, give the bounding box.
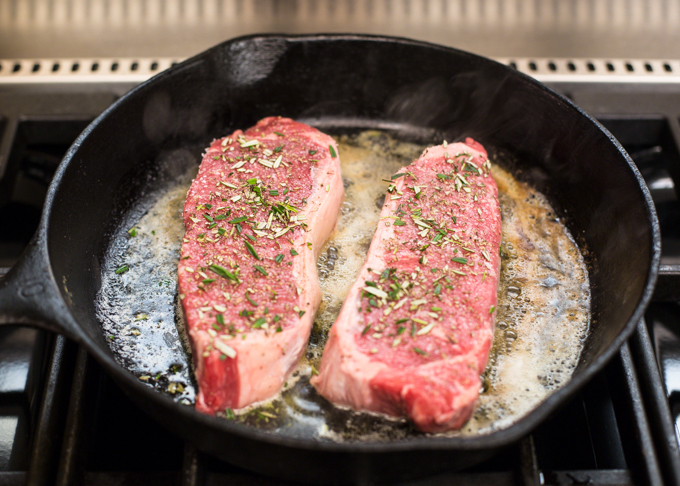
[311,139,501,433]
[179,117,343,414]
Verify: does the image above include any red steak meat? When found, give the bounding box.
[179,117,343,414]
[311,139,501,433]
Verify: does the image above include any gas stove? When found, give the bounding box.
[1,56,680,486]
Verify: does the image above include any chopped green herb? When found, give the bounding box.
[276,326,282,332]
[219,354,227,361]
[391,173,406,180]
[225,408,235,420]
[115,265,129,274]
[245,241,260,260]
[245,234,257,242]
[451,257,468,264]
[275,254,284,263]
[246,178,258,185]
[396,318,409,324]
[274,131,284,137]
[254,265,268,276]
[246,294,258,307]
[394,219,406,226]
[215,214,228,220]
[127,228,137,237]
[489,305,496,314]
[218,228,226,236]
[308,149,317,155]
[204,214,214,222]
[329,145,337,158]
[269,190,279,196]
[209,264,239,282]
[299,310,306,318]
[397,326,406,335]
[253,317,266,328]
[216,314,224,325]
[362,325,371,335]
[202,278,216,284]
[413,347,427,356]
[274,145,284,153]
[205,203,213,209]
[290,249,299,256]
[273,315,281,323]
[228,216,248,224]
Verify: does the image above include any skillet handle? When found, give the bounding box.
[0,239,80,340]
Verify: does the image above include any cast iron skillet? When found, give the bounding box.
[0,34,661,483]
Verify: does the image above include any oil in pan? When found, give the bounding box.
[95,130,590,440]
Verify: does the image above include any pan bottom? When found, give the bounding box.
[94,127,590,442]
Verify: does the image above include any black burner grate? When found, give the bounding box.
[0,80,679,485]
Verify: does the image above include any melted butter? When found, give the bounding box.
[95,130,589,441]
[460,164,590,435]
[96,170,198,404]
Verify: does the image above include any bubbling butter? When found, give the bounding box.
[96,129,590,441]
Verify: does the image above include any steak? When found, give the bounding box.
[311,139,501,433]
[179,117,343,414]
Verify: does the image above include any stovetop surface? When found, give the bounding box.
[1,76,680,485]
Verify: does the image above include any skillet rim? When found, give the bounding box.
[42,33,661,453]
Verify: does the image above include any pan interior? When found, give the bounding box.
[42,36,656,450]
[90,125,590,441]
